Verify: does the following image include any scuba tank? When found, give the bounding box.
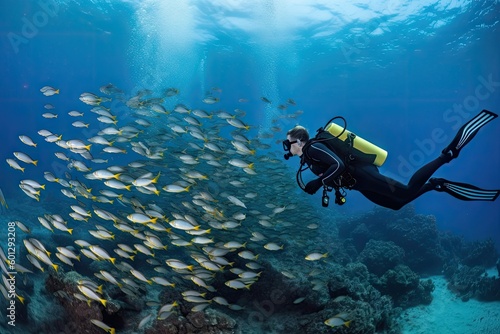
[324,122,388,166]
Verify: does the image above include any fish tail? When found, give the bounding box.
[100,298,107,307]
[97,285,103,294]
[125,185,132,191]
[33,160,38,166]
[130,255,135,261]
[52,264,59,272]
[21,167,25,173]
[41,184,46,190]
[85,144,92,151]
[152,171,161,183]
[113,173,121,180]
[67,229,73,235]
[55,89,60,94]
[248,163,254,169]
[110,258,116,265]
[16,294,25,304]
[109,328,116,334]
[344,320,352,328]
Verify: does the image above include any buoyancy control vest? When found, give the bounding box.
[297,116,388,196]
[304,116,388,167]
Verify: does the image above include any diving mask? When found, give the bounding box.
[282,139,297,160]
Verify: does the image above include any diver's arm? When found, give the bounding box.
[308,142,345,186]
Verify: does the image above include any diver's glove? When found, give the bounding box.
[305,178,323,195]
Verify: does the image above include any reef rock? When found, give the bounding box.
[358,240,405,276]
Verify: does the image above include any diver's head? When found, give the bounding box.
[284,126,309,158]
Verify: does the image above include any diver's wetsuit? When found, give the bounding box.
[303,142,446,210]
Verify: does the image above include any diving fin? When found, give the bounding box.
[442,109,498,162]
[430,178,500,201]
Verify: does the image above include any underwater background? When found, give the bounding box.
[1,1,499,333]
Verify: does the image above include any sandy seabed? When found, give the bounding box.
[400,274,500,334]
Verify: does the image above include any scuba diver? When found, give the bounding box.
[283,109,500,210]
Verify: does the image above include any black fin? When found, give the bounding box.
[442,109,498,161]
[430,178,500,201]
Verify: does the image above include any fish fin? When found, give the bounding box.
[52,264,59,272]
[67,229,73,235]
[110,258,116,265]
[41,184,46,190]
[100,298,107,307]
[344,320,352,328]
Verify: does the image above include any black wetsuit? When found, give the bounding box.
[303,141,448,210]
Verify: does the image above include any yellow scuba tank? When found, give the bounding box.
[325,122,388,166]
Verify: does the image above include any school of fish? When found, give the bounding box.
[2,84,340,332]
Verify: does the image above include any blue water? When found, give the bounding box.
[0,1,499,332]
[2,0,498,244]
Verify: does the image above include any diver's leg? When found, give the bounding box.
[353,161,442,210]
[442,109,497,162]
[405,155,448,190]
[358,190,407,210]
[352,164,417,210]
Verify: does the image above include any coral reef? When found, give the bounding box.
[372,265,434,308]
[358,240,405,276]
[145,309,238,334]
